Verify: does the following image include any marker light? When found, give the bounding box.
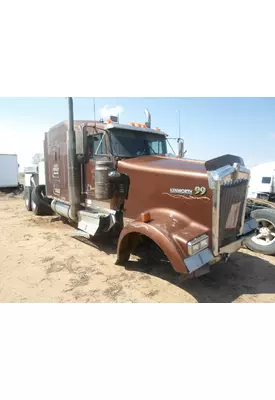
[141,212,151,223]
[129,122,148,129]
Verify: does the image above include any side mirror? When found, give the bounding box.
[177,139,187,158]
[76,126,89,164]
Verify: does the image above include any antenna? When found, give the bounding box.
[178,109,181,140]
[93,98,96,126]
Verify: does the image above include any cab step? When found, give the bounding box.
[77,209,115,237]
[77,210,102,236]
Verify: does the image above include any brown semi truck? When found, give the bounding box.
[24,98,256,279]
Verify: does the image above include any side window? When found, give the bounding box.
[88,134,107,158]
[262,177,271,184]
[51,146,60,178]
[149,140,166,154]
[94,134,107,155]
[52,146,60,162]
[150,141,160,154]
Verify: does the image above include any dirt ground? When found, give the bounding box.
[1,195,275,303]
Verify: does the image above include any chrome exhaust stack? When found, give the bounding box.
[67,97,80,221]
[145,108,151,128]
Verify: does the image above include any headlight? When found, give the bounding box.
[187,234,209,256]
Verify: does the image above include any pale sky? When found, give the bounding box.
[0,97,275,171]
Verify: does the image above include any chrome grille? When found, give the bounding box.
[206,158,251,256]
[219,179,249,248]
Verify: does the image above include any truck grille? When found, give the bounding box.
[218,179,249,248]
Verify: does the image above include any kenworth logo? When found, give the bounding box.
[170,188,193,195]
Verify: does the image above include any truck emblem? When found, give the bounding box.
[170,188,192,195]
[170,186,207,196]
[52,164,59,178]
[194,186,207,195]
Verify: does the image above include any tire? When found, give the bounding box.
[24,186,33,211]
[245,208,275,255]
[31,185,53,216]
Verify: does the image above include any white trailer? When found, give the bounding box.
[0,154,19,189]
[248,161,275,200]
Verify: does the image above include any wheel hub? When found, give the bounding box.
[259,226,271,237]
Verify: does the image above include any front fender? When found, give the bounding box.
[116,208,209,274]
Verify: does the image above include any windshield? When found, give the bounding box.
[109,129,167,158]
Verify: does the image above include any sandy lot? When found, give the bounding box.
[1,195,275,303]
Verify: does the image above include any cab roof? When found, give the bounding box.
[49,120,167,136]
[105,123,167,136]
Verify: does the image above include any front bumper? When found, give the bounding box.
[184,219,257,274]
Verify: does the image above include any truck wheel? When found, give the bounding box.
[24,187,32,211]
[31,189,42,216]
[31,185,52,216]
[245,209,275,255]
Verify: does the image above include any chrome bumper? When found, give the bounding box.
[184,219,257,274]
[185,248,216,273]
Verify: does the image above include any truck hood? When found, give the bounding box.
[118,155,208,177]
[117,155,212,227]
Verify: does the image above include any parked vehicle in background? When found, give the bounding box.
[245,162,275,255]
[24,161,51,214]
[248,162,275,202]
[24,98,256,279]
[0,154,23,193]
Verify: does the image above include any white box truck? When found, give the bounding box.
[0,154,20,190]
